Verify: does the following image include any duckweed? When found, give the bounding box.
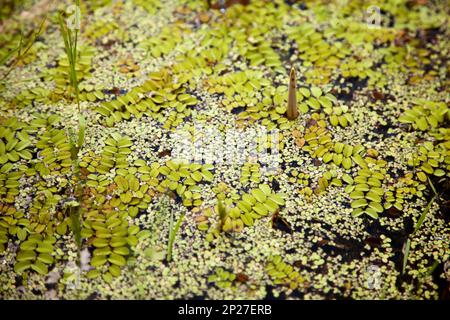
[0,0,448,301]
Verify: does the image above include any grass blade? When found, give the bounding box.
[1,7,49,79]
[412,194,437,235]
[402,176,439,276]
[427,176,437,196]
[77,114,86,149]
[402,238,411,274]
[0,46,21,66]
[59,2,84,265]
[58,10,80,111]
[67,127,78,160]
[426,260,439,277]
[166,213,185,262]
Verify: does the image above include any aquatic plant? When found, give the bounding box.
[0,0,449,300]
[240,162,261,185]
[45,45,96,102]
[96,70,198,129]
[58,0,87,259]
[385,173,427,211]
[402,238,411,275]
[83,18,120,44]
[348,168,386,219]
[217,196,227,229]
[132,0,162,14]
[326,105,355,128]
[0,117,33,168]
[81,134,154,220]
[238,32,283,73]
[36,128,73,175]
[140,26,183,58]
[14,234,56,275]
[266,255,304,290]
[0,170,22,204]
[202,184,286,239]
[0,114,78,274]
[166,211,185,263]
[0,11,48,80]
[407,141,447,182]
[403,190,439,274]
[286,23,348,85]
[209,70,297,130]
[288,170,310,187]
[87,133,132,175]
[399,100,448,132]
[81,207,138,281]
[155,160,214,207]
[298,186,313,201]
[316,170,342,194]
[208,267,238,289]
[58,1,81,111]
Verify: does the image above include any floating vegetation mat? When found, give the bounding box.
[0,0,449,300]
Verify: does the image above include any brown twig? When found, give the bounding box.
[286,67,298,120]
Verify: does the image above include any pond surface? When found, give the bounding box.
[0,0,449,300]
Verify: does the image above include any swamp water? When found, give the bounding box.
[0,0,449,300]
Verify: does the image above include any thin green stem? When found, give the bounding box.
[403,193,439,274]
[60,0,84,265]
[1,9,49,80]
[58,5,80,112]
[73,28,80,112]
